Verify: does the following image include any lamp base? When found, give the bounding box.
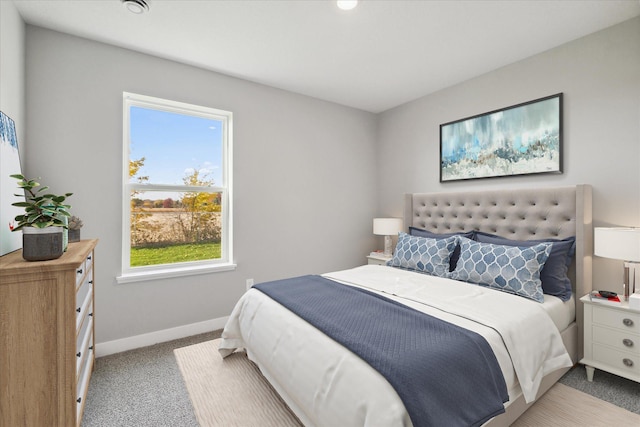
[624,261,638,301]
[383,235,393,257]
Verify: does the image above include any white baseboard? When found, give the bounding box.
[95,316,228,357]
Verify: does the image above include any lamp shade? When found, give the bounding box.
[373,218,403,236]
[594,227,640,262]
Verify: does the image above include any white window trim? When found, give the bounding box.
[118,92,234,283]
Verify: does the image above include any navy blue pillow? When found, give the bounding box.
[408,227,475,272]
[474,231,575,302]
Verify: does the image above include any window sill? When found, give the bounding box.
[116,262,237,284]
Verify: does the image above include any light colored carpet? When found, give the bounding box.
[175,339,640,427]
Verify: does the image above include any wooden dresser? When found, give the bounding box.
[0,239,98,427]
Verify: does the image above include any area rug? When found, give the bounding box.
[175,339,640,427]
[174,339,302,426]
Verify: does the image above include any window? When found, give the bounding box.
[118,92,233,283]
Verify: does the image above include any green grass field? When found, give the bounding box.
[130,242,221,266]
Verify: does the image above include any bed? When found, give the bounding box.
[219,185,593,426]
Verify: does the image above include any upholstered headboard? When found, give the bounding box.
[404,185,593,359]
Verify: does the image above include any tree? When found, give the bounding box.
[175,168,221,243]
[129,157,148,184]
[129,157,152,246]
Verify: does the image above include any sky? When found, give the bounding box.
[129,106,223,189]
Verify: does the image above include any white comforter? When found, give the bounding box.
[219,265,572,426]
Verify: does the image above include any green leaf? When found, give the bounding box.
[11,175,73,229]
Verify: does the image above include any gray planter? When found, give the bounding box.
[68,229,81,243]
[22,226,64,261]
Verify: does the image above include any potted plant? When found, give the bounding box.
[68,215,83,242]
[10,174,72,261]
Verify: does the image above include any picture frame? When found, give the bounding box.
[0,110,24,256]
[440,93,563,182]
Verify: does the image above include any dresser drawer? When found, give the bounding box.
[85,251,93,273]
[75,276,93,332]
[75,261,86,288]
[593,343,640,376]
[74,251,93,290]
[76,303,93,378]
[592,325,640,354]
[592,305,640,334]
[76,333,94,423]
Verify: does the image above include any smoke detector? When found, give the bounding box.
[121,0,150,14]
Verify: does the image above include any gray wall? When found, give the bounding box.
[24,26,378,344]
[5,12,639,346]
[0,1,25,160]
[376,17,640,290]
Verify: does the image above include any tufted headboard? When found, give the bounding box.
[404,185,593,359]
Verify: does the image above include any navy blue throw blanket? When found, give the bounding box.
[254,275,508,427]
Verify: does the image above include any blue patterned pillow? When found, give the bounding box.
[474,232,575,302]
[387,232,457,277]
[408,227,475,272]
[451,237,552,302]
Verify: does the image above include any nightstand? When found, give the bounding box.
[580,294,640,383]
[367,254,391,266]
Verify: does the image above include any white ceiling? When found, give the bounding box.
[12,0,640,113]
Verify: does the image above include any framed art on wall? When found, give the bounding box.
[440,93,562,182]
[0,111,24,256]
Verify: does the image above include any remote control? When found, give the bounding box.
[598,290,617,299]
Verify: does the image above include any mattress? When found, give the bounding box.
[219,265,573,426]
[541,293,575,332]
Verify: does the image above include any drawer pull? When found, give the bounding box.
[89,312,93,317]
[76,352,81,358]
[623,318,634,327]
[623,338,634,347]
[89,280,93,284]
[76,307,81,313]
[623,358,634,367]
[77,397,82,404]
[77,268,83,275]
[88,255,92,261]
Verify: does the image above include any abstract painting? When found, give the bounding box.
[1,111,23,255]
[440,94,562,182]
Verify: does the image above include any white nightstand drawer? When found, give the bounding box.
[592,325,640,354]
[593,344,640,376]
[593,305,640,334]
[367,255,391,265]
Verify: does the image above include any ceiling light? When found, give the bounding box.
[121,0,150,14]
[337,0,358,11]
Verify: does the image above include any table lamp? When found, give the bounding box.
[373,218,403,257]
[594,227,640,301]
